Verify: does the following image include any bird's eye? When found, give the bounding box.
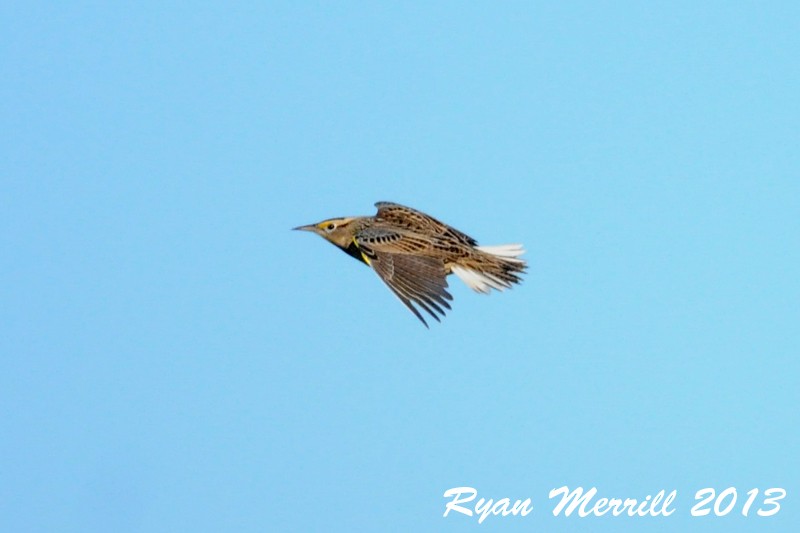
[325,223,335,231]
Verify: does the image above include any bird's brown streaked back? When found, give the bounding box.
[293,201,526,327]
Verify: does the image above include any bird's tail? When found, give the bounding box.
[451,244,527,294]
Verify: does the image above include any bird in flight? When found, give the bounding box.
[293,201,526,326]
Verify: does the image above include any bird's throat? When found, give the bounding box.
[342,240,370,266]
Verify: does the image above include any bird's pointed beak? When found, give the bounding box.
[292,224,317,232]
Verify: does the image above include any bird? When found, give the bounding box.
[293,201,526,327]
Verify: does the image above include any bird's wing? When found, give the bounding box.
[374,202,478,246]
[355,227,453,327]
[367,252,453,327]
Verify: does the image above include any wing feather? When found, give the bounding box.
[354,217,456,326]
[359,245,453,326]
[374,202,478,246]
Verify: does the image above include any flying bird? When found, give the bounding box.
[293,201,526,326]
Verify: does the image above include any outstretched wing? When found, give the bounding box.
[374,201,478,246]
[355,226,453,327]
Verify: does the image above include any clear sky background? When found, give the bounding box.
[2,2,798,532]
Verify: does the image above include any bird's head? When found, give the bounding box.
[293,217,359,249]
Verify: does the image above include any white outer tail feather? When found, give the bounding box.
[475,244,525,262]
[451,243,526,294]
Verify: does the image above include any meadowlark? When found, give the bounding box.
[293,201,526,326]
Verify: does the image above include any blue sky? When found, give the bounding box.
[2,2,798,531]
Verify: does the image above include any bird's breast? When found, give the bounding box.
[342,240,371,266]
